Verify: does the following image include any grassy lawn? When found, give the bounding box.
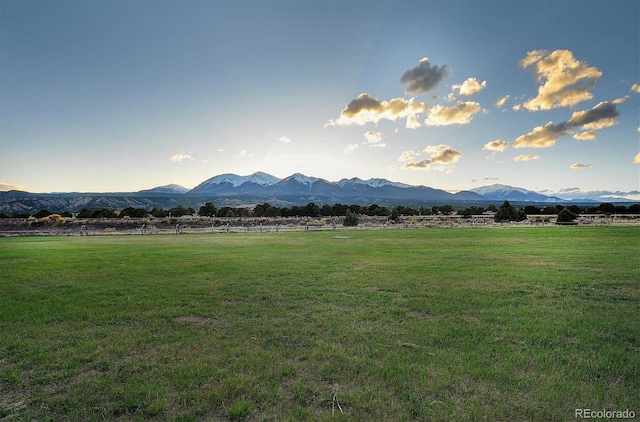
[1,227,638,421]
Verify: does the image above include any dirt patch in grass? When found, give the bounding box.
[173,315,215,324]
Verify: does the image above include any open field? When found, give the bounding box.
[1,227,638,421]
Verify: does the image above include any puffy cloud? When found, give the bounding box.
[398,150,417,161]
[400,57,450,95]
[635,153,640,164]
[451,78,487,97]
[482,139,509,152]
[326,93,427,127]
[570,163,594,169]
[513,99,622,148]
[237,149,253,158]
[170,151,193,162]
[572,131,597,141]
[513,122,563,148]
[343,144,359,154]
[364,131,382,144]
[278,136,292,143]
[405,114,421,129]
[362,131,386,148]
[514,154,540,161]
[519,49,602,111]
[631,84,640,94]
[566,100,620,130]
[495,95,510,108]
[426,101,481,126]
[402,144,462,170]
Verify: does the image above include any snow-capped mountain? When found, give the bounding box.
[337,177,411,190]
[268,173,345,197]
[470,184,563,202]
[137,184,189,195]
[190,172,280,195]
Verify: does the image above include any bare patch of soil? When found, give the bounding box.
[173,315,215,324]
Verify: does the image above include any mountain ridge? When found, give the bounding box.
[1,171,636,214]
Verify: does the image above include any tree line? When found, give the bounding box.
[2,201,638,220]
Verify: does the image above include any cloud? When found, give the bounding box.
[513,122,562,148]
[514,154,540,161]
[482,139,509,152]
[236,149,253,158]
[398,150,417,161]
[278,136,292,143]
[495,95,510,108]
[343,144,359,154]
[631,84,640,94]
[406,114,421,129]
[484,176,499,181]
[401,144,462,170]
[362,131,386,148]
[519,49,602,111]
[451,78,487,97]
[364,131,382,144]
[572,131,597,141]
[400,57,450,95]
[635,153,640,164]
[426,101,482,126]
[0,182,27,192]
[513,99,622,148]
[170,151,193,162]
[566,100,620,130]
[326,93,427,127]
[570,163,594,169]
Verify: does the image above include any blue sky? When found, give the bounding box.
[1,0,639,199]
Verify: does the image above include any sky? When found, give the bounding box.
[1,0,639,199]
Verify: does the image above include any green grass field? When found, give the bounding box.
[1,227,638,421]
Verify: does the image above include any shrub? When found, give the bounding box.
[557,207,578,223]
[343,210,359,226]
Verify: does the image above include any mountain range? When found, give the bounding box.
[2,171,633,215]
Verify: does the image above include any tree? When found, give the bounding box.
[494,201,526,223]
[198,202,217,217]
[34,209,52,218]
[557,207,578,223]
[343,209,359,226]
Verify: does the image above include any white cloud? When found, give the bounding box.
[572,131,597,141]
[326,93,427,127]
[425,101,481,126]
[495,95,510,108]
[402,144,462,171]
[513,99,622,148]
[569,163,594,169]
[398,150,417,161]
[519,49,602,111]
[405,114,421,129]
[343,144,359,154]
[236,149,253,158]
[170,151,193,162]
[482,139,509,152]
[451,78,487,97]
[400,57,450,95]
[278,136,292,143]
[514,154,540,161]
[364,131,382,144]
[631,83,640,94]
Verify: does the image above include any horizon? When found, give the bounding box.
[2,169,638,203]
[1,0,639,199]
